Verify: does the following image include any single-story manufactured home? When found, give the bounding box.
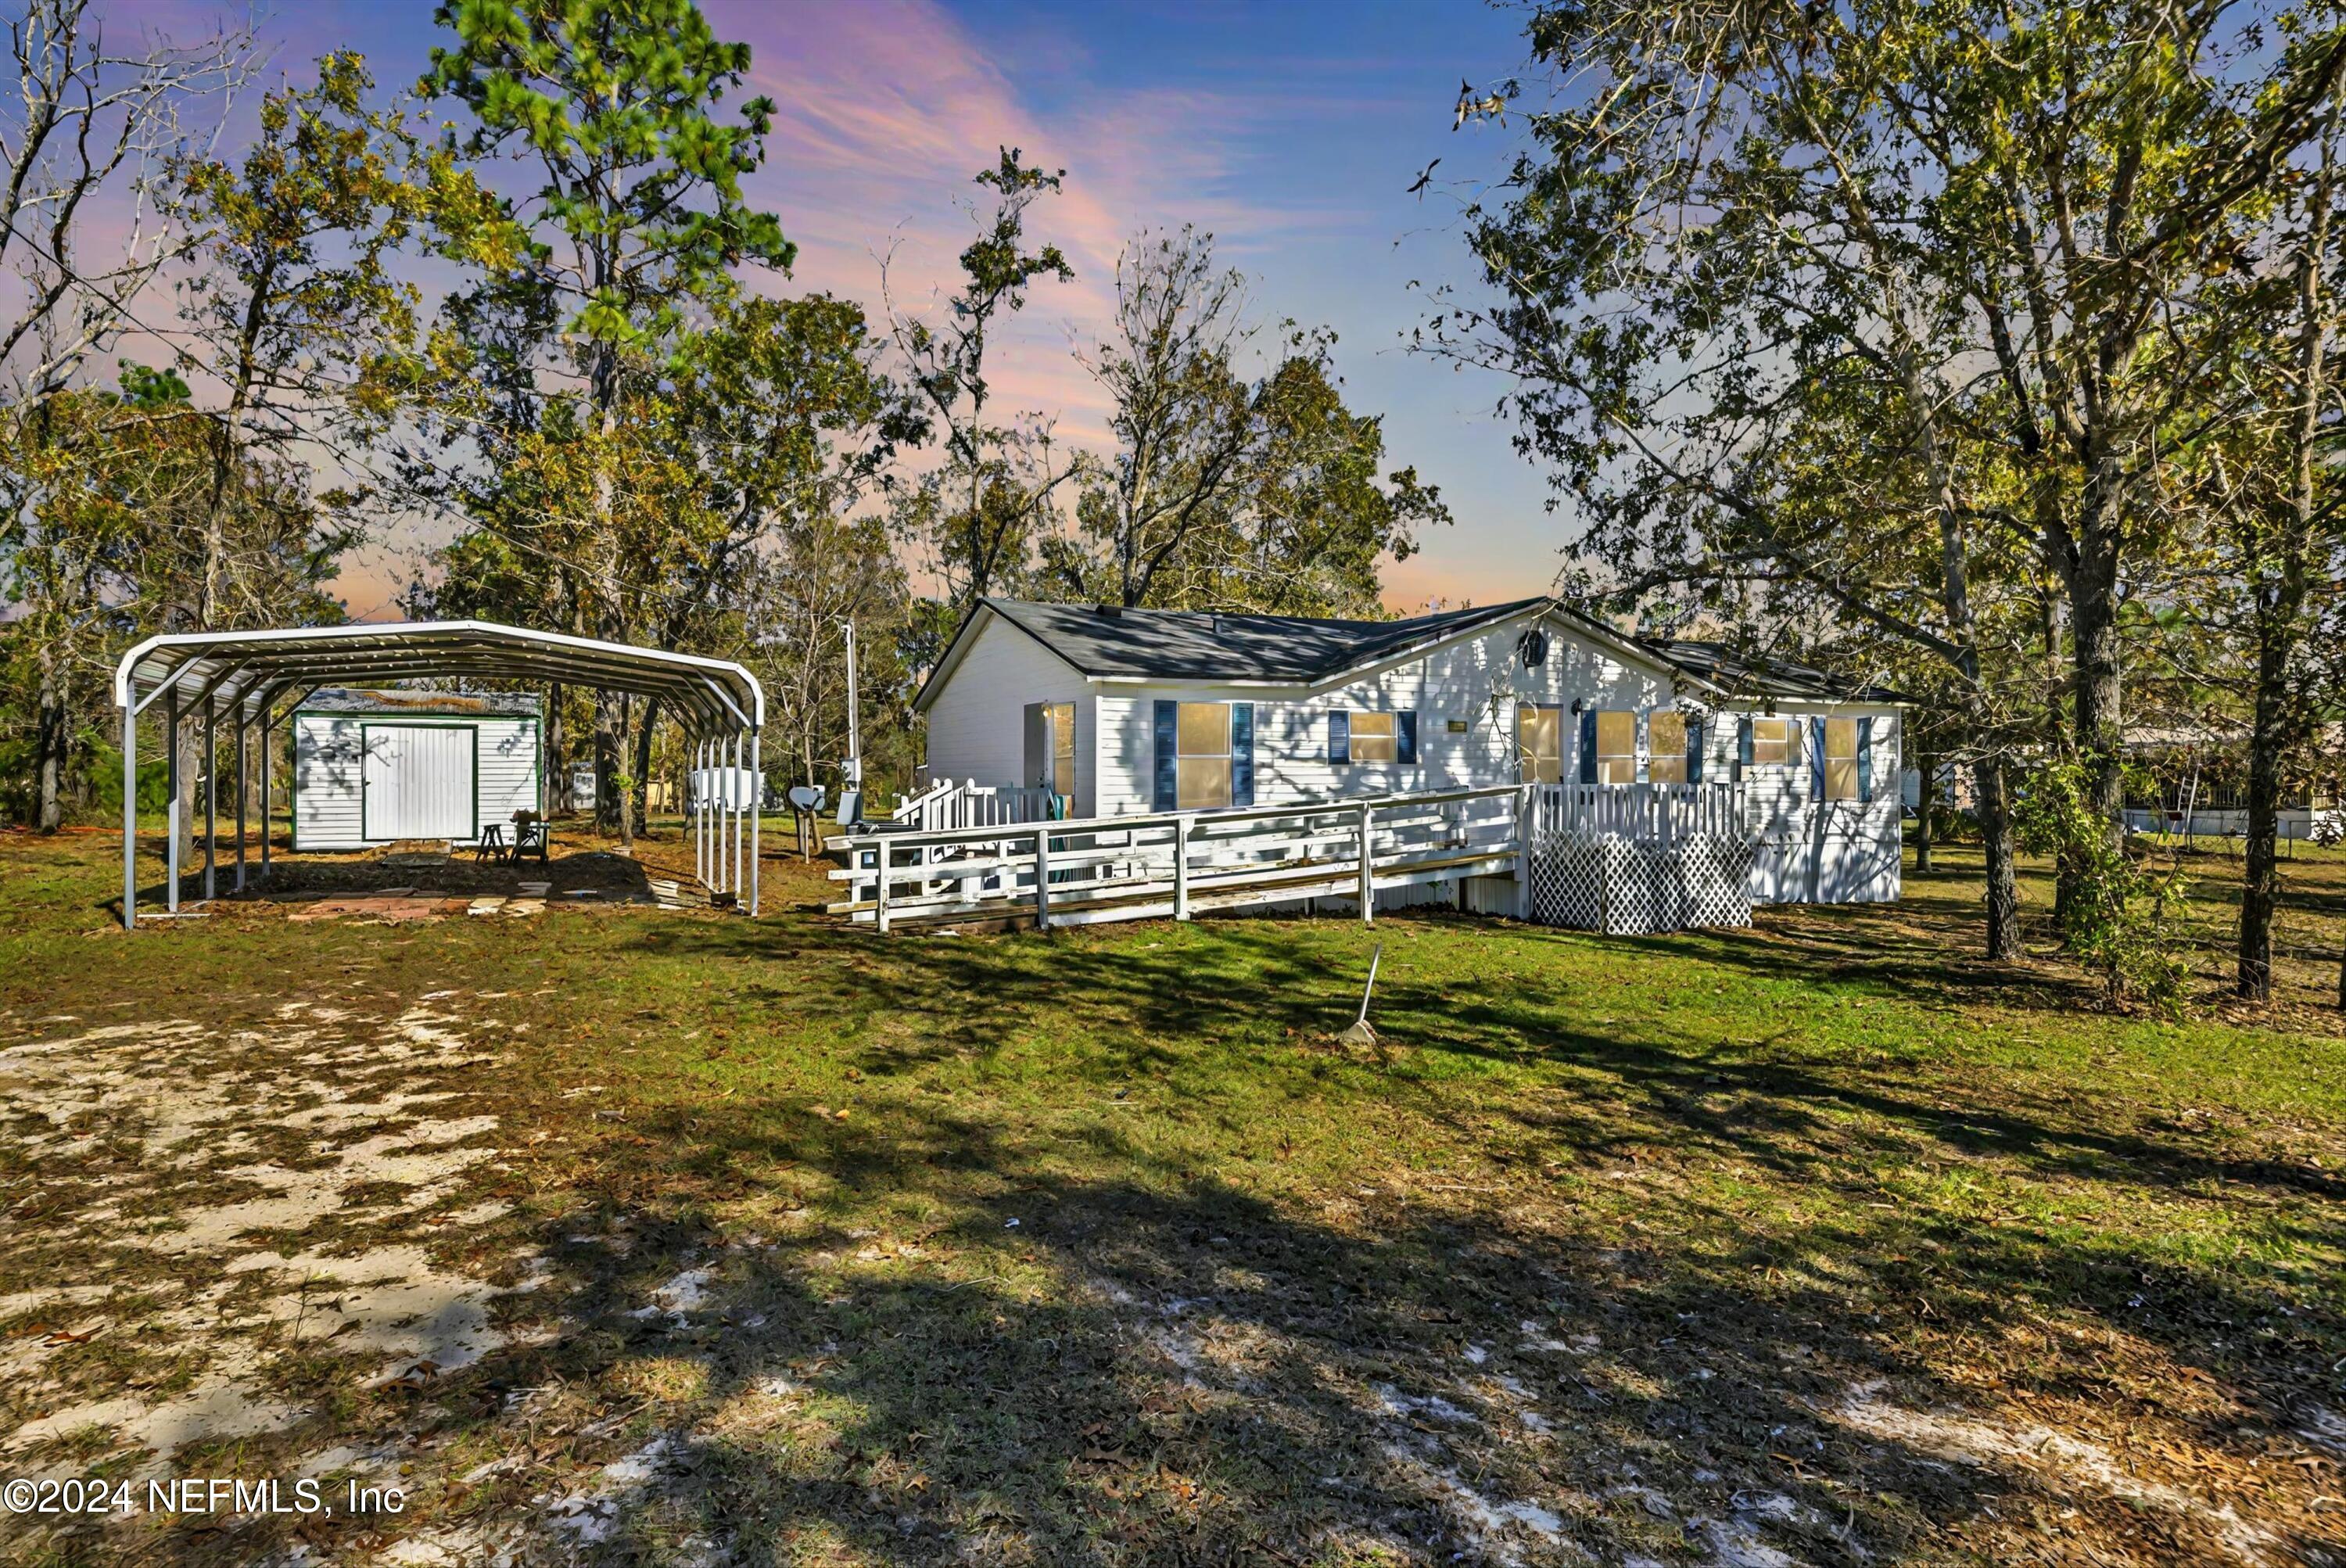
[913,596,1906,905]
[293,687,542,851]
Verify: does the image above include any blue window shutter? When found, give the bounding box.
[1329,709,1349,763]
[1153,700,1178,811]
[1397,711,1417,764]
[1856,716,1874,802]
[1231,703,1254,806]
[1687,717,1704,784]
[1737,716,1752,780]
[1577,708,1598,784]
[1810,716,1828,802]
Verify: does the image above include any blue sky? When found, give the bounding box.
[215,0,1560,614]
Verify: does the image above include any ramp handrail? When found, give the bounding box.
[831,780,1748,934]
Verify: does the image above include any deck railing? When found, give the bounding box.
[885,777,1058,833]
[1534,780,1748,841]
[831,780,1748,934]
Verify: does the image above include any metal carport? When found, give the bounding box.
[112,621,766,927]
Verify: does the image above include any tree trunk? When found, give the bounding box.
[2239,121,2331,1001]
[547,683,569,813]
[2238,628,2294,999]
[631,697,661,840]
[174,714,197,881]
[1911,731,1935,873]
[34,649,66,834]
[1976,752,2021,961]
[2055,536,2126,936]
[595,685,629,844]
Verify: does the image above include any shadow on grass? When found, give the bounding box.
[20,841,2337,1566]
[142,1069,2338,1566]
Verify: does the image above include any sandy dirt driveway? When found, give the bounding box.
[0,991,571,1562]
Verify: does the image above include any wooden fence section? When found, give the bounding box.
[831,784,1533,934]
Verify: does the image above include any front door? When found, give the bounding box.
[1518,704,1564,784]
[363,725,476,841]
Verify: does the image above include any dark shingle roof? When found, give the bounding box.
[979,596,1553,683]
[922,596,1910,709]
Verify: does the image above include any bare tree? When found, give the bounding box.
[0,0,250,400]
[1056,227,1256,608]
[0,0,253,834]
[887,148,1078,617]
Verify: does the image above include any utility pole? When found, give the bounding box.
[839,618,863,825]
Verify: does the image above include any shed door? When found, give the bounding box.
[364,726,476,841]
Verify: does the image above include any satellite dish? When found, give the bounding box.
[1519,628,1549,669]
[787,784,824,812]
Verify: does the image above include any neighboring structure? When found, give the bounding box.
[292,687,542,851]
[913,596,1906,906]
[2121,723,2345,844]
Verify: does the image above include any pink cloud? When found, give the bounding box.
[732,0,1362,448]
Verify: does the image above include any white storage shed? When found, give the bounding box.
[292,687,541,851]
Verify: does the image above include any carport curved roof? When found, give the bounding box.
[113,620,763,732]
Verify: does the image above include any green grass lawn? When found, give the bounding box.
[0,824,2341,1566]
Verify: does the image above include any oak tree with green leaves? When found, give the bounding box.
[1433,0,2346,962]
[170,50,511,634]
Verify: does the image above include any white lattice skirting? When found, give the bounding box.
[1528,832,1755,934]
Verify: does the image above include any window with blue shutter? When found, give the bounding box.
[1810,716,1828,802]
[1230,702,1254,806]
[1856,716,1874,802]
[1578,708,1598,784]
[1688,716,1705,784]
[1334,710,1410,763]
[1737,716,1753,780]
[1153,701,1178,811]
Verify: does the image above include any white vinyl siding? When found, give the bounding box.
[294,712,538,850]
[923,605,1903,908]
[923,616,1092,815]
[1092,613,1682,812]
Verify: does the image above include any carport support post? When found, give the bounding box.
[749,730,760,917]
[691,737,702,888]
[165,690,180,913]
[202,701,216,901]
[234,717,247,892]
[730,728,744,897]
[120,702,136,930]
[1358,801,1375,924]
[259,709,271,875]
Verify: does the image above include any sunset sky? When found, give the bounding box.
[162,0,1562,618]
